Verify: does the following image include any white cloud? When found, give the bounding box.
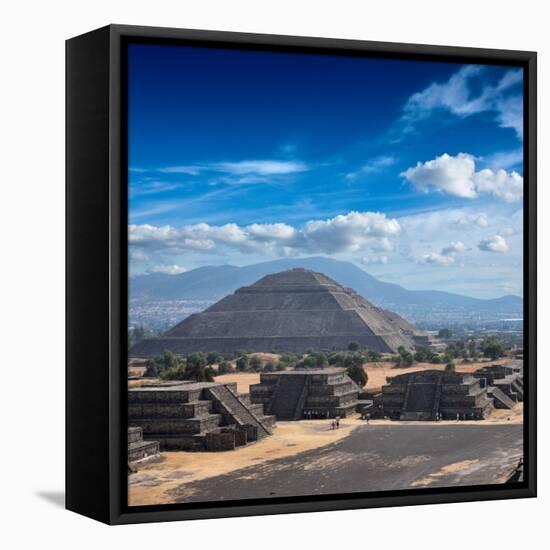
[399,65,523,139]
[453,213,489,228]
[420,253,455,267]
[148,264,188,275]
[402,152,523,202]
[301,211,401,254]
[129,211,401,262]
[478,235,509,253]
[495,95,523,139]
[441,241,466,256]
[214,160,308,176]
[473,168,523,203]
[142,159,309,185]
[402,153,477,198]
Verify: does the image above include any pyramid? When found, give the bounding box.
[129,268,418,357]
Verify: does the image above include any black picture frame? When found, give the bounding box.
[66,24,537,525]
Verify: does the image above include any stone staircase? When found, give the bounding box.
[206,384,272,438]
[488,386,516,409]
[269,373,308,420]
[128,427,160,467]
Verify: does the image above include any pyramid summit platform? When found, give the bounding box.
[129,268,421,357]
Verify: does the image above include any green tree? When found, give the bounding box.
[236,355,249,372]
[414,346,434,363]
[481,337,505,360]
[217,361,233,375]
[185,352,213,381]
[206,351,223,365]
[160,365,187,380]
[144,350,180,377]
[438,328,452,339]
[445,360,456,371]
[347,363,368,387]
[348,341,360,351]
[367,350,381,362]
[250,355,263,371]
[263,361,276,373]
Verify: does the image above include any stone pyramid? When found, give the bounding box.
[130,268,417,357]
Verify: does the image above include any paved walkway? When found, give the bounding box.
[165,424,523,503]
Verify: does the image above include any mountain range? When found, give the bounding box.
[130,257,522,328]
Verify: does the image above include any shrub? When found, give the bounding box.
[236,355,249,372]
[445,360,456,372]
[206,352,223,365]
[250,355,263,371]
[160,365,187,380]
[263,361,276,372]
[348,342,360,351]
[347,363,368,387]
[217,361,233,375]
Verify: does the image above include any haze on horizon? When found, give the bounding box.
[127,44,524,300]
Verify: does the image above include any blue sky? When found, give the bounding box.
[128,43,524,299]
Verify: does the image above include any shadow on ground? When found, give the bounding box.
[35,491,65,508]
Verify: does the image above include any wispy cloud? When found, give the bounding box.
[134,159,309,183]
[345,155,396,180]
[482,148,523,171]
[393,65,523,140]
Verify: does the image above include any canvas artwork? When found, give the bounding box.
[125,43,525,507]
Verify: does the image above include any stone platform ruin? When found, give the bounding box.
[374,370,495,420]
[129,381,276,451]
[250,368,360,420]
[472,364,524,406]
[128,426,160,469]
[129,268,426,357]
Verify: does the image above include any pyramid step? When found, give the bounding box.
[128,426,143,444]
[128,439,160,463]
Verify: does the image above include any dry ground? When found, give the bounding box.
[128,417,359,506]
[128,401,522,506]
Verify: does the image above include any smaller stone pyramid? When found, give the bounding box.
[130,268,418,357]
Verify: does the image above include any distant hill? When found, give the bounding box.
[130,257,522,326]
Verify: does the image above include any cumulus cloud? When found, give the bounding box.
[402,153,478,198]
[402,153,523,202]
[129,211,401,262]
[302,212,401,253]
[399,65,523,139]
[420,253,455,267]
[441,241,466,256]
[473,168,523,203]
[478,235,509,253]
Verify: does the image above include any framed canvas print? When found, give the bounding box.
[66,24,537,525]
